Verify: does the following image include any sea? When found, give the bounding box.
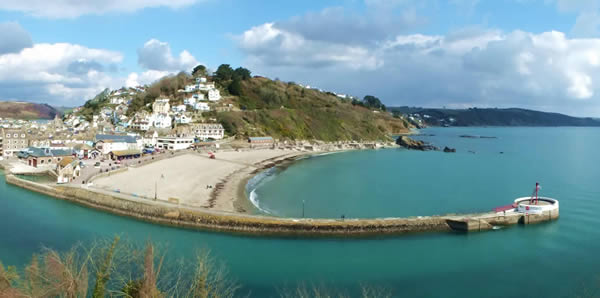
[1,127,600,297]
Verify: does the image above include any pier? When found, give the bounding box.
[446,197,560,232]
[4,173,559,237]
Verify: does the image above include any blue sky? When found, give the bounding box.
[1,0,600,116]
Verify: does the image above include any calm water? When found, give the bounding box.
[2,127,600,297]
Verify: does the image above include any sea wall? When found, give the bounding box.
[5,174,558,237]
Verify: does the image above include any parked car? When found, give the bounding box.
[94,162,101,168]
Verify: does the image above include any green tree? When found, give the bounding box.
[228,78,242,96]
[363,95,385,111]
[233,67,252,80]
[192,64,207,77]
[215,64,234,82]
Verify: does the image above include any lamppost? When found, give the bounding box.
[154,180,157,201]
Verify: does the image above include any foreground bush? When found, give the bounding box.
[0,237,238,298]
[0,237,394,297]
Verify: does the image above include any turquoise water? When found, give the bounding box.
[2,127,600,297]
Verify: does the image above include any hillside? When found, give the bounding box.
[78,70,412,141]
[216,77,410,141]
[0,101,61,120]
[390,107,600,127]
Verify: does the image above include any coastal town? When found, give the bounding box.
[0,70,400,216]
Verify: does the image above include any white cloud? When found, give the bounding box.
[137,39,199,72]
[0,42,124,105]
[125,70,170,87]
[238,23,382,71]
[237,18,600,116]
[0,0,201,18]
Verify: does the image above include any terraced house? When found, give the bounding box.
[1,128,29,157]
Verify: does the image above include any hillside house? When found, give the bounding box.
[152,98,170,114]
[193,123,224,140]
[185,84,197,92]
[153,113,172,129]
[208,89,221,101]
[194,102,210,111]
[175,114,191,124]
[172,105,186,113]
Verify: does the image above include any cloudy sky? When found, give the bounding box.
[1,0,600,116]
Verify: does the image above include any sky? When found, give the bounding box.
[1,0,600,116]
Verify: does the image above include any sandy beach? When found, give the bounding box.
[92,149,308,213]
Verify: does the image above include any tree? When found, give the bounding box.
[228,78,242,96]
[233,67,251,80]
[215,64,234,82]
[363,95,385,110]
[192,65,207,77]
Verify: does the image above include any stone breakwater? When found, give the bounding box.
[5,174,558,237]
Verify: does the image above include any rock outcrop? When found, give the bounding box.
[396,136,438,151]
[443,147,456,153]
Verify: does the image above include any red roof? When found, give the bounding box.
[493,204,517,212]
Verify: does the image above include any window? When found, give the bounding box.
[21,134,25,138]
[13,134,18,138]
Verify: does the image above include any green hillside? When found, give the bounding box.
[79,68,412,141]
[216,77,410,141]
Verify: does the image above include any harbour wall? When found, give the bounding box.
[5,174,558,237]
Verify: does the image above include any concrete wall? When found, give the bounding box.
[4,174,559,237]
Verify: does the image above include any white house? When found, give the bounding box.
[208,89,221,101]
[196,77,207,84]
[193,123,225,140]
[185,84,197,92]
[95,134,141,155]
[184,96,196,106]
[194,102,210,111]
[153,113,172,129]
[157,136,194,151]
[172,105,186,113]
[132,119,151,131]
[152,98,170,114]
[175,114,191,124]
[110,97,126,105]
[198,82,215,91]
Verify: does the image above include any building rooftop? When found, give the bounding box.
[95,134,138,143]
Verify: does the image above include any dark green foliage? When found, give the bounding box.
[362,95,386,111]
[233,67,251,80]
[192,64,207,77]
[215,64,235,82]
[228,78,242,96]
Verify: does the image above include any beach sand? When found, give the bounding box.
[92,149,306,213]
